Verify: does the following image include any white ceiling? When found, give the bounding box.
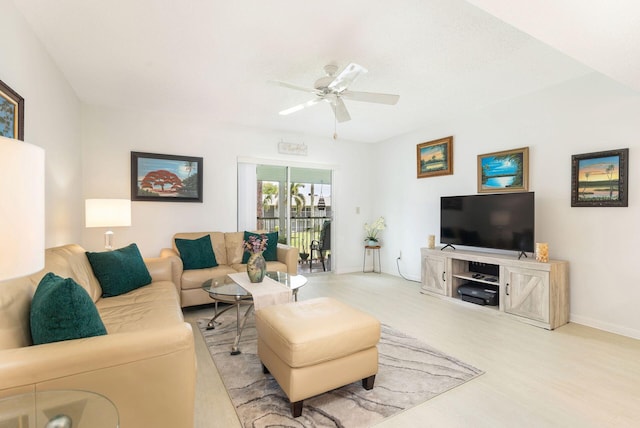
[11,0,640,143]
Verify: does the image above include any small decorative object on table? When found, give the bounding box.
[427,234,435,249]
[535,243,549,263]
[244,234,268,283]
[364,216,385,247]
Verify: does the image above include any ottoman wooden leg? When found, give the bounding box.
[362,374,376,390]
[262,363,270,374]
[291,400,303,418]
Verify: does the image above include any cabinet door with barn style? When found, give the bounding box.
[421,255,448,296]
[503,266,550,324]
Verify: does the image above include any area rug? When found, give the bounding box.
[197,311,483,427]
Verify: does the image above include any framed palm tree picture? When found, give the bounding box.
[131,151,203,202]
[0,79,24,141]
[571,148,628,207]
[416,136,453,178]
[477,147,529,193]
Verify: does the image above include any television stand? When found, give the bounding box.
[440,243,456,251]
[420,247,569,330]
[517,251,528,260]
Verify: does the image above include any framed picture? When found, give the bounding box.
[416,136,453,178]
[571,148,628,207]
[131,151,203,202]
[477,147,529,193]
[0,79,25,141]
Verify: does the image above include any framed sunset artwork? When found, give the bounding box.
[571,148,628,207]
[416,136,453,178]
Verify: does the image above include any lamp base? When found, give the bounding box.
[104,231,114,251]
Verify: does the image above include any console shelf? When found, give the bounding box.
[420,247,569,330]
[452,272,499,285]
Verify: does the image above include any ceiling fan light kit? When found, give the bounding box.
[273,63,400,129]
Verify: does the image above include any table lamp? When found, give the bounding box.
[85,199,131,250]
[0,136,45,281]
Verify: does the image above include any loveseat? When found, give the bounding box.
[160,231,298,308]
[0,244,196,428]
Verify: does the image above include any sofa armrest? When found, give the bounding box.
[159,248,183,291]
[277,243,298,275]
[144,256,173,282]
[0,323,196,427]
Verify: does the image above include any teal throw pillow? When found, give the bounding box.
[175,235,218,270]
[86,243,152,297]
[242,231,278,263]
[30,272,107,345]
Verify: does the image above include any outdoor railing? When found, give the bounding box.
[257,215,331,255]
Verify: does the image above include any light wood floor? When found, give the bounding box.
[182,272,640,427]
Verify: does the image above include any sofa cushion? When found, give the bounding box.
[86,243,152,297]
[0,278,37,350]
[241,231,278,263]
[97,280,184,332]
[175,235,218,270]
[42,244,104,303]
[30,273,107,345]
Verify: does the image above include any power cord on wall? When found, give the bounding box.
[396,256,420,283]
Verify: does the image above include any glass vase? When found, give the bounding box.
[246,252,266,283]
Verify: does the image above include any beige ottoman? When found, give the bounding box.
[255,297,381,417]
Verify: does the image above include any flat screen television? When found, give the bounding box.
[440,192,534,254]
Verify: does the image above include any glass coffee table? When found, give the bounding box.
[202,271,307,355]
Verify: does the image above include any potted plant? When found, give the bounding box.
[364,216,385,246]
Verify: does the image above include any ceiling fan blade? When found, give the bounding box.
[269,80,319,94]
[279,98,323,116]
[328,63,368,93]
[342,90,400,105]
[330,97,351,122]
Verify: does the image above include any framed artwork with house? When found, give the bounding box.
[416,136,453,178]
[131,151,203,202]
[0,79,25,141]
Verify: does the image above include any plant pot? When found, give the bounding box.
[299,253,310,261]
[246,252,266,283]
[366,239,379,247]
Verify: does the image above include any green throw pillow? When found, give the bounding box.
[30,272,107,345]
[242,231,278,263]
[86,243,152,297]
[175,235,218,270]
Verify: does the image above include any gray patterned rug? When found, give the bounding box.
[197,310,483,427]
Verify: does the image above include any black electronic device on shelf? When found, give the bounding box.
[457,282,499,306]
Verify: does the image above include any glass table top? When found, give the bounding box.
[0,389,118,428]
[202,271,308,298]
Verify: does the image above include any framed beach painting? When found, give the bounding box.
[477,147,529,193]
[571,148,628,207]
[0,79,25,141]
[416,136,453,178]
[131,151,203,202]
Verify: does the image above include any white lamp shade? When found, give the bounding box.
[85,199,131,228]
[0,136,45,281]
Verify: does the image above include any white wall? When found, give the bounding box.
[375,72,640,339]
[80,105,374,272]
[0,0,82,247]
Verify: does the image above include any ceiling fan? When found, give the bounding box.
[272,63,400,123]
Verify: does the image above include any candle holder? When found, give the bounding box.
[535,243,549,263]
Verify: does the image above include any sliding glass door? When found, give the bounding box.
[238,162,333,272]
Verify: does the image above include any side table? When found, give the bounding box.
[0,389,119,428]
[362,245,381,273]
